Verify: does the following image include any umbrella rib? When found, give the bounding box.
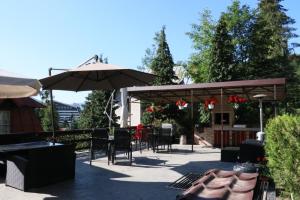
[76,71,119,91]
[42,72,70,90]
[119,71,152,86]
[106,75,117,89]
[88,71,119,88]
[75,71,90,92]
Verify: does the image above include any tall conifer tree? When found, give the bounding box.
[150,26,177,85]
[249,0,297,79]
[210,15,235,82]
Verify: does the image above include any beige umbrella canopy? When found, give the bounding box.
[0,69,41,98]
[40,57,156,133]
[40,61,156,91]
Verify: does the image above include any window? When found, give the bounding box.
[0,111,10,134]
[214,113,230,125]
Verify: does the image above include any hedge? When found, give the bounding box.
[265,114,300,198]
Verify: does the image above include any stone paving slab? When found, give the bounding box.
[0,145,234,200]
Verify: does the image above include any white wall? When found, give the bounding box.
[129,98,141,126]
[115,97,141,126]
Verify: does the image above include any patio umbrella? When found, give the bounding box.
[0,69,41,98]
[40,57,156,135]
[40,61,156,91]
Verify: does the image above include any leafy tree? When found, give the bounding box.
[78,55,119,129]
[38,90,59,131]
[222,1,255,79]
[150,26,178,85]
[210,15,235,82]
[187,10,215,83]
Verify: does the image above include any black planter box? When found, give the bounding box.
[221,147,240,162]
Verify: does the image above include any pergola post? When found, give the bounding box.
[190,89,194,152]
[274,85,277,117]
[220,88,224,149]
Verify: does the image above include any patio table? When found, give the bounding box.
[0,141,63,154]
[1,141,75,191]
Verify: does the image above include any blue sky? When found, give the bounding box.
[0,0,299,104]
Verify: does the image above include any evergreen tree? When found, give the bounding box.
[138,46,156,73]
[78,55,119,129]
[187,10,215,83]
[248,0,299,113]
[150,26,178,85]
[210,15,235,82]
[249,0,297,79]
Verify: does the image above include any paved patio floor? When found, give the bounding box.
[0,145,234,200]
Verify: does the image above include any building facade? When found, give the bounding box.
[54,101,81,126]
[0,98,43,134]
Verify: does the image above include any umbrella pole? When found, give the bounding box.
[50,89,55,143]
[109,90,115,131]
[49,68,55,144]
[47,67,70,143]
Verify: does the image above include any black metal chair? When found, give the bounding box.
[89,128,109,165]
[111,128,132,165]
[156,127,173,152]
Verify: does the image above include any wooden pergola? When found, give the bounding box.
[127,78,286,150]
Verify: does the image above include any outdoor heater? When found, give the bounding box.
[253,94,267,142]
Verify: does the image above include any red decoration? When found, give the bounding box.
[176,99,188,109]
[204,97,218,109]
[145,105,163,113]
[146,106,154,113]
[227,95,248,104]
[133,124,143,140]
[176,99,187,107]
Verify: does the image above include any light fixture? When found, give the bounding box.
[253,94,267,142]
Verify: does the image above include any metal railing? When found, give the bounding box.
[0,129,101,151]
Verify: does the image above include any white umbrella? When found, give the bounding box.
[0,69,41,98]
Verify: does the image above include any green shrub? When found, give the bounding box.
[265,114,300,197]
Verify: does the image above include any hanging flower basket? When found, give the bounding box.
[227,95,247,109]
[146,106,154,113]
[145,105,163,113]
[176,99,188,110]
[204,97,218,110]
